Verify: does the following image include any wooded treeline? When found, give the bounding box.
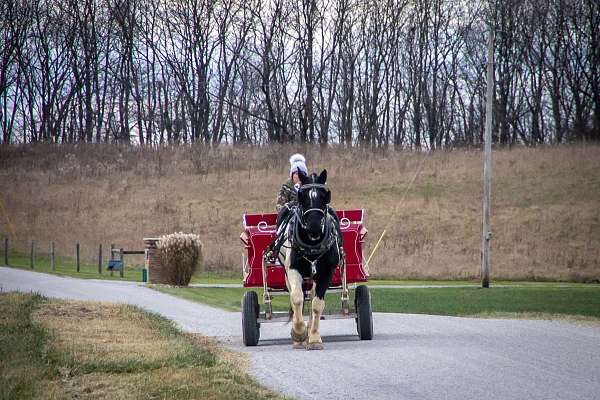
[1,0,599,148]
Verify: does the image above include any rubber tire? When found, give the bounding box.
[242,291,260,346]
[355,285,373,340]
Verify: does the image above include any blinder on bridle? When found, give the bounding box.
[296,183,331,231]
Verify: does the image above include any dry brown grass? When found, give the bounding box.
[29,298,281,399]
[465,311,600,326]
[1,143,599,281]
[34,301,188,367]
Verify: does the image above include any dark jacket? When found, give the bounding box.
[276,178,298,212]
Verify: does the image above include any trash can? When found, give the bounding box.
[142,268,148,283]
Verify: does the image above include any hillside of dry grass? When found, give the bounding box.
[0,143,599,281]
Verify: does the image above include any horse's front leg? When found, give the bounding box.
[287,268,307,348]
[307,293,325,350]
[307,264,335,350]
[308,270,335,350]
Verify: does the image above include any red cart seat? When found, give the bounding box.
[240,209,368,289]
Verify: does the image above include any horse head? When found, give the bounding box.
[297,169,331,241]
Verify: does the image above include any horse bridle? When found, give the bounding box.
[296,183,330,231]
[290,182,338,275]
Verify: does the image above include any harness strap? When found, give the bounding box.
[299,219,344,278]
[302,208,325,217]
[267,206,295,256]
[270,205,343,279]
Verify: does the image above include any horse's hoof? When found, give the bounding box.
[290,327,308,343]
[292,341,306,349]
[306,341,324,351]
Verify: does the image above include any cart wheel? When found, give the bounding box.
[355,285,373,340]
[242,291,260,346]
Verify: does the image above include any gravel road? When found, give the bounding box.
[2,267,599,400]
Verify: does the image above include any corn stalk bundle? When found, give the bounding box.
[157,233,203,286]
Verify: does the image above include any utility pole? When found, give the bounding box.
[482,26,494,288]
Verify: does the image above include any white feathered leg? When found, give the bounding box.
[284,245,306,347]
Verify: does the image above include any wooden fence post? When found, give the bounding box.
[51,242,55,271]
[76,243,80,272]
[30,241,35,269]
[98,244,102,274]
[119,247,124,278]
[4,237,7,266]
[110,244,114,276]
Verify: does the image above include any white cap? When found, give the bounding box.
[289,153,308,177]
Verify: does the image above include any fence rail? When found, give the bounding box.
[2,237,147,281]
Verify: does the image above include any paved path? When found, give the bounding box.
[2,267,599,400]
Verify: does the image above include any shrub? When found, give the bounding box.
[157,233,203,286]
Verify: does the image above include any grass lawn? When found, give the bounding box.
[371,286,600,318]
[366,279,595,287]
[5,252,144,281]
[153,285,600,320]
[3,253,239,284]
[0,292,282,400]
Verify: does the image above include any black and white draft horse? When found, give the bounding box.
[281,169,342,350]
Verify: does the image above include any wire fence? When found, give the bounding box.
[2,237,146,282]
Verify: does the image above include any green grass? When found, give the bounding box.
[0,293,53,400]
[190,272,241,284]
[368,279,478,286]
[153,285,600,320]
[3,252,243,284]
[367,279,595,288]
[371,287,600,318]
[5,252,144,281]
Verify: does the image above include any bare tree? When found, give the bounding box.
[1,0,599,146]
[1,0,29,144]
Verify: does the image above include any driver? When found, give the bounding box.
[276,153,307,212]
[275,153,307,229]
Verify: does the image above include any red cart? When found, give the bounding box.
[239,209,373,346]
